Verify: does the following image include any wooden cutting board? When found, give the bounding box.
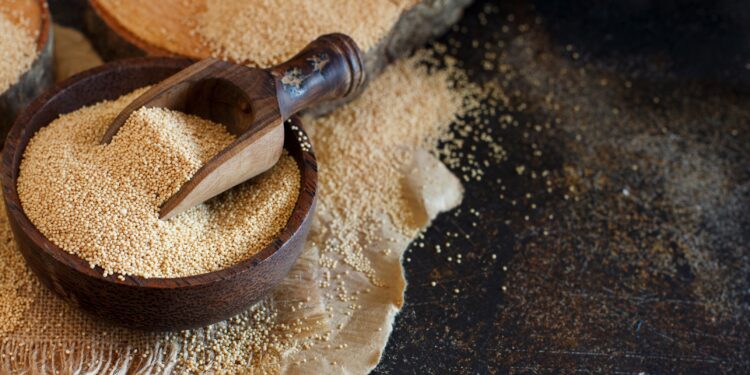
[83,0,472,113]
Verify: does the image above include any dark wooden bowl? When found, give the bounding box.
[1,57,317,331]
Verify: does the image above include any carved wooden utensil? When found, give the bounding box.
[101,33,365,219]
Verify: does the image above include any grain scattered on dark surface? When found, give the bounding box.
[376,0,750,373]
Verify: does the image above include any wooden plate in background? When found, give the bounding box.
[84,0,473,114]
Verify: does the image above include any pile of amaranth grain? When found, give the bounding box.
[0,8,37,92]
[195,0,417,66]
[17,88,300,278]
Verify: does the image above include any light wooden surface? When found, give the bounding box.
[89,0,210,57]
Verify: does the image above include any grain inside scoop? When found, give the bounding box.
[101,33,365,219]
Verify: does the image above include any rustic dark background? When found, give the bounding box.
[48,0,750,373]
[372,0,750,374]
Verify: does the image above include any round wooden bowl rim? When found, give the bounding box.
[2,56,317,289]
[36,0,51,52]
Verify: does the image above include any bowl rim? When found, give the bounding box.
[35,0,51,53]
[1,56,317,289]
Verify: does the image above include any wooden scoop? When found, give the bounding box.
[101,33,365,219]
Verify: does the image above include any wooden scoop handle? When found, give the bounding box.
[268,33,366,120]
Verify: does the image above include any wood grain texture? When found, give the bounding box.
[83,0,472,113]
[269,33,366,120]
[2,57,318,331]
[0,0,53,140]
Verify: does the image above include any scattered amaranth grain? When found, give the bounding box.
[0,197,39,335]
[2,45,474,373]
[306,53,465,282]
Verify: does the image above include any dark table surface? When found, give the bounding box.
[371,0,750,374]
[50,0,750,373]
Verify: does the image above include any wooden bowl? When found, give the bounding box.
[1,57,317,331]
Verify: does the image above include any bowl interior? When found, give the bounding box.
[2,57,317,288]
